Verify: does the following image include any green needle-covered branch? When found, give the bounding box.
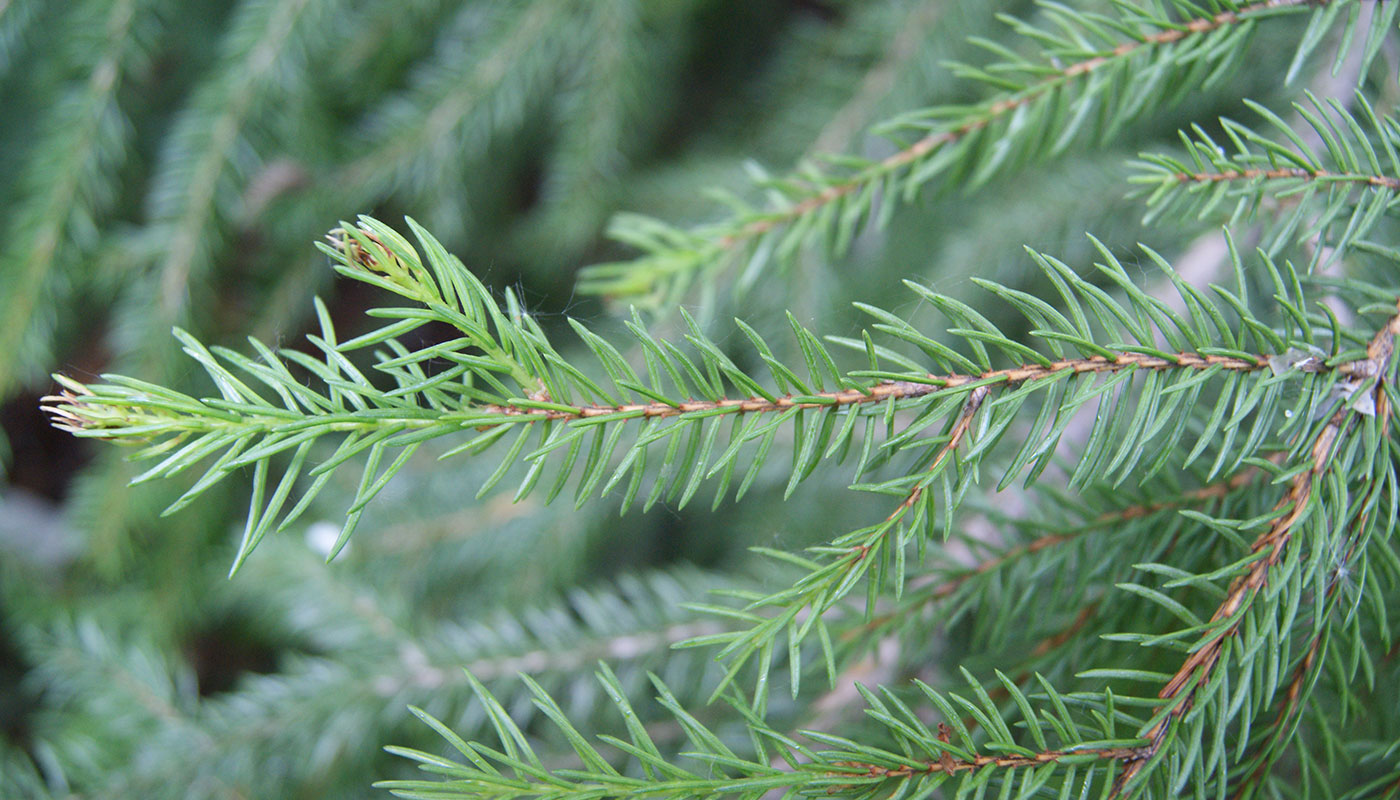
[20,564,732,799]
[376,667,1149,800]
[578,0,1391,306]
[848,462,1281,650]
[0,0,158,393]
[16,2,1400,798]
[41,203,1400,797]
[1115,301,1400,794]
[44,217,1326,582]
[1133,91,1400,260]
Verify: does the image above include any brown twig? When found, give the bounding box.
[1111,302,1400,797]
[1229,406,1391,798]
[838,385,990,580]
[833,744,1137,781]
[883,386,989,522]
[1173,167,1400,192]
[476,352,1268,424]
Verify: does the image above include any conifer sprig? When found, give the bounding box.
[1112,301,1400,795]
[43,217,1324,581]
[687,237,1353,697]
[1230,431,1392,795]
[0,0,157,393]
[849,461,1281,648]
[375,296,1399,798]
[17,2,1400,798]
[22,566,732,799]
[377,667,1150,800]
[1133,92,1400,261]
[577,0,1386,305]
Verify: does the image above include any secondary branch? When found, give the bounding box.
[1111,302,1400,796]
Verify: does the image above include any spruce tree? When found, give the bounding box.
[3,1,1399,798]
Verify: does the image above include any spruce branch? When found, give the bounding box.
[44,217,1313,576]
[1168,167,1400,192]
[149,0,333,319]
[1112,301,1400,796]
[1228,447,1384,798]
[848,460,1282,647]
[477,351,1269,422]
[691,239,1340,693]
[1133,91,1400,261]
[0,0,155,392]
[15,4,1400,798]
[831,742,1136,782]
[381,667,1153,799]
[578,0,1381,304]
[23,565,732,799]
[48,216,1390,800]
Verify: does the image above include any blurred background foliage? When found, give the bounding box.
[0,0,1392,797]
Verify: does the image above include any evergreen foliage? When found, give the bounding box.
[4,0,1400,798]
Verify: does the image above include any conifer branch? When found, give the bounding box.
[0,0,152,392]
[1230,428,1385,797]
[16,4,1400,797]
[851,460,1279,644]
[880,384,988,522]
[481,352,1267,422]
[580,0,1371,302]
[704,331,1297,690]
[948,463,1277,596]
[381,666,1154,799]
[153,0,326,318]
[28,567,733,799]
[1168,166,1400,192]
[44,215,1301,574]
[833,743,1137,781]
[741,0,1269,233]
[1133,91,1400,259]
[39,350,1274,441]
[1113,302,1400,796]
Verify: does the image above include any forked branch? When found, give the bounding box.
[1112,301,1400,796]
